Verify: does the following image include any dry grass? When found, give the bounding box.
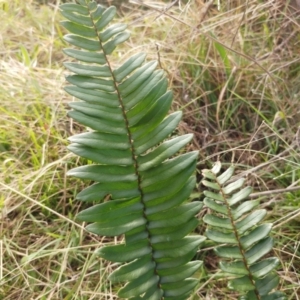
[0,0,300,299]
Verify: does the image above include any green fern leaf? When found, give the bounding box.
[61,1,205,299]
[202,162,286,300]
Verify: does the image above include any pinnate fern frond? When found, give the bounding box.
[61,0,205,299]
[202,162,286,300]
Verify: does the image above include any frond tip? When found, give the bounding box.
[202,162,286,300]
[61,0,205,299]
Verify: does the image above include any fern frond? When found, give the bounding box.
[61,1,205,299]
[202,162,286,300]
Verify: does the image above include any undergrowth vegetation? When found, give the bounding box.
[0,0,299,299]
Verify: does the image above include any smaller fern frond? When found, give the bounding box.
[202,162,286,300]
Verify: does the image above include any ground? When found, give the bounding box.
[0,1,299,299]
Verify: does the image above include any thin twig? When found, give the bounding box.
[155,43,163,69]
[230,0,249,47]
[273,208,300,229]
[0,181,85,231]
[154,0,179,21]
[249,186,300,198]
[197,0,214,26]
[130,0,274,79]
[230,142,297,182]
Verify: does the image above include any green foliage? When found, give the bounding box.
[60,1,287,299]
[61,0,205,299]
[202,162,286,300]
